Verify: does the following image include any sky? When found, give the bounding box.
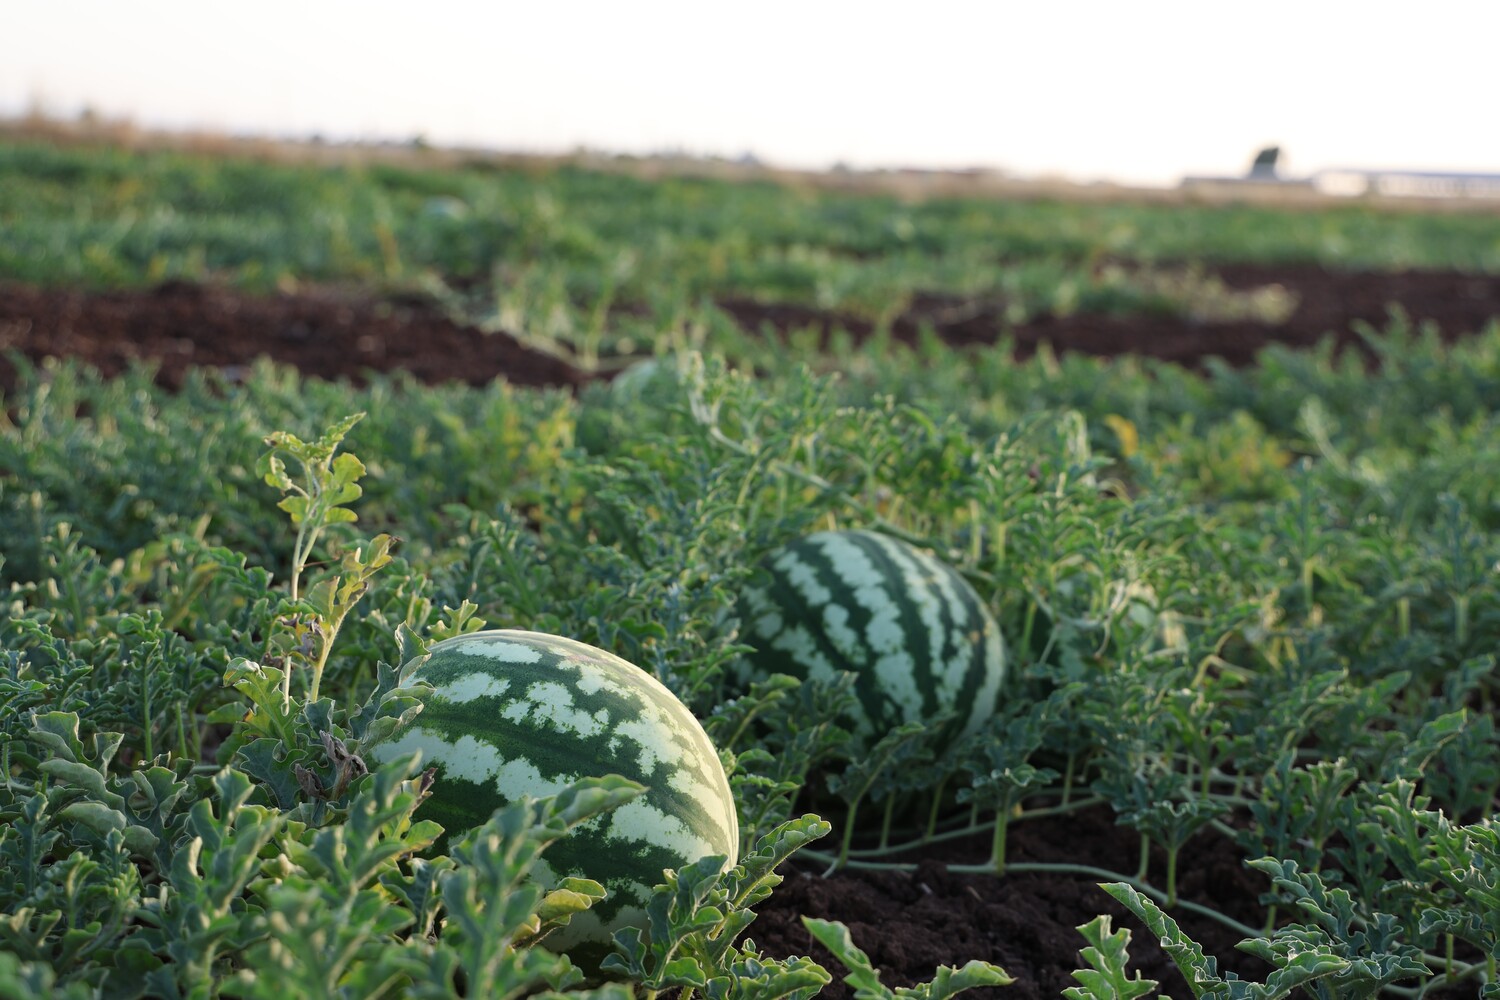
[4,1,1497,188]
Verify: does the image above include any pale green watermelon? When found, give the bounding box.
[739,530,1005,753]
[371,629,738,964]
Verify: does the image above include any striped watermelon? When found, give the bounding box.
[370,629,738,965]
[738,530,1005,753]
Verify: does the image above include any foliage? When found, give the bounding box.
[604,815,834,998]
[1064,915,1164,1000]
[3,137,1500,995]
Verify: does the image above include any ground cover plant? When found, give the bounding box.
[3,136,1500,997]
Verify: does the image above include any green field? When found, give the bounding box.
[3,137,1500,998]
[5,138,1500,328]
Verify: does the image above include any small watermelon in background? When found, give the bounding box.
[575,357,675,455]
[371,629,738,967]
[738,529,1006,754]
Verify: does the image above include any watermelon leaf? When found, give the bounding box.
[437,777,644,995]
[1064,915,1165,1000]
[804,917,1014,1000]
[604,814,832,992]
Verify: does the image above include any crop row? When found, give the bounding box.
[5,139,1500,329]
[4,301,1500,995]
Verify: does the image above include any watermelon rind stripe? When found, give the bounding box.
[874,531,994,731]
[742,530,1005,752]
[370,629,738,961]
[854,531,941,720]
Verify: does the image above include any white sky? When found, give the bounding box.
[3,0,1497,187]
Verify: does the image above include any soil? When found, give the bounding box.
[3,264,1500,396]
[718,263,1500,369]
[2,263,1495,997]
[0,280,589,394]
[750,802,1273,1000]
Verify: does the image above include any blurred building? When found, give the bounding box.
[1182,146,1500,201]
[1311,169,1500,199]
[1180,146,1319,196]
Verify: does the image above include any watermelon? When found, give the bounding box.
[371,629,738,965]
[575,357,677,455]
[738,530,1005,753]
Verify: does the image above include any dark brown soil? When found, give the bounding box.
[747,803,1273,1000]
[0,280,588,393]
[720,263,1500,369]
[3,264,1499,396]
[1,265,1493,997]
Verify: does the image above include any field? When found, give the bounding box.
[3,135,1500,1000]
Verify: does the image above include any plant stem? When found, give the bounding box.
[1017,603,1037,665]
[924,774,949,840]
[830,798,863,873]
[308,615,345,705]
[991,808,1009,876]
[846,796,1106,858]
[1301,557,1315,621]
[281,515,312,711]
[173,703,189,760]
[801,850,1266,940]
[723,703,765,754]
[140,663,154,762]
[290,506,310,603]
[1019,795,1109,821]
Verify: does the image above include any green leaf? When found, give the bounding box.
[535,877,607,926]
[894,960,1015,1000]
[1065,915,1162,1000]
[276,495,310,524]
[0,952,94,1000]
[255,453,293,492]
[802,918,889,1000]
[233,738,312,809]
[827,719,932,808]
[57,801,129,836]
[27,712,91,764]
[806,916,1012,1000]
[318,412,367,451]
[39,758,114,801]
[437,778,638,991]
[304,577,339,621]
[329,451,367,490]
[1099,883,1224,999]
[730,814,833,911]
[660,956,710,989]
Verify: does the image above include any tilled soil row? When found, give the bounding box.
[3,264,1499,394]
[719,263,1500,368]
